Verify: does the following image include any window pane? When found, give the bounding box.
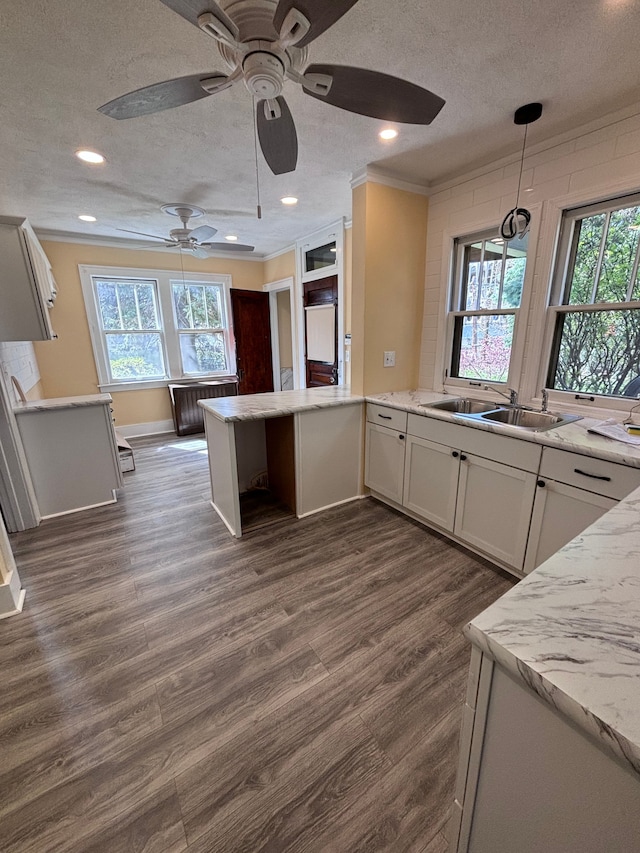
[461,236,527,311]
[96,281,120,329]
[595,206,640,303]
[105,333,165,380]
[95,279,158,331]
[172,284,223,330]
[179,332,227,374]
[550,309,640,396]
[135,283,159,329]
[463,243,483,310]
[305,242,336,272]
[453,314,515,383]
[501,235,528,308]
[568,214,606,304]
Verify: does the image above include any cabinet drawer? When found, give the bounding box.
[539,447,640,500]
[367,403,407,433]
[407,413,541,473]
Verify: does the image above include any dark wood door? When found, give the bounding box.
[230,289,274,395]
[304,275,338,387]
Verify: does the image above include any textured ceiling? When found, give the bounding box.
[1,0,640,255]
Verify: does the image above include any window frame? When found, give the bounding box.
[80,265,235,391]
[541,191,640,407]
[441,224,533,395]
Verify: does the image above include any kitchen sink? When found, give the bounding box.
[421,397,498,414]
[465,408,582,432]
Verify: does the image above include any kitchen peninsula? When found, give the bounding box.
[199,387,363,537]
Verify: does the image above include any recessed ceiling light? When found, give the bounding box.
[379,128,398,140]
[75,149,105,164]
[524,187,534,193]
[281,196,298,205]
[78,214,97,222]
[225,235,238,241]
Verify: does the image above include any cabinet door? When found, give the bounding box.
[364,421,405,504]
[455,453,537,570]
[524,479,616,574]
[403,434,459,532]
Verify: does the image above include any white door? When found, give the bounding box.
[524,479,616,574]
[403,434,459,532]
[364,422,406,504]
[455,453,537,571]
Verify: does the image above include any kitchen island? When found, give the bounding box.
[199,387,363,537]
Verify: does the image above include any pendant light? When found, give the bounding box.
[499,102,542,241]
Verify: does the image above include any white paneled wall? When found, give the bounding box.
[419,104,640,394]
[0,341,40,402]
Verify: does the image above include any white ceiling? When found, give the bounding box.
[2,0,640,256]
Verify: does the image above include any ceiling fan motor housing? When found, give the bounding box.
[242,48,286,98]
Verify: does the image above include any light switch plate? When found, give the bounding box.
[383,351,395,367]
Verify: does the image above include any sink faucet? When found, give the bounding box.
[541,388,549,413]
[483,384,519,407]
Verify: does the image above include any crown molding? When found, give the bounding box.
[350,167,430,196]
[262,243,296,262]
[34,229,266,261]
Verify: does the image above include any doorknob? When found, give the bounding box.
[330,376,336,384]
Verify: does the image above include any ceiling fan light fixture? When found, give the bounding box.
[78,214,97,222]
[379,128,398,140]
[75,149,105,164]
[281,196,298,205]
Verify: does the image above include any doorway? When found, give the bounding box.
[230,289,274,396]
[264,277,298,391]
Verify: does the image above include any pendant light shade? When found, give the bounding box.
[500,102,543,241]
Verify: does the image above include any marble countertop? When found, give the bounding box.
[367,389,640,469]
[13,393,113,413]
[199,386,363,422]
[466,484,640,777]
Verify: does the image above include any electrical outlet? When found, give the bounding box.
[383,351,395,368]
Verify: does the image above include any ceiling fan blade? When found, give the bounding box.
[117,228,171,241]
[98,72,227,120]
[189,224,217,242]
[274,0,359,48]
[302,64,445,124]
[190,246,209,259]
[158,0,239,39]
[202,242,255,252]
[256,97,298,175]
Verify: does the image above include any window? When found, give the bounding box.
[448,230,528,384]
[547,194,640,398]
[80,265,234,390]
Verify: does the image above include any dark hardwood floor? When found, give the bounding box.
[1,433,514,852]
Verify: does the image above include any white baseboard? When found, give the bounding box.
[41,496,118,520]
[116,419,175,438]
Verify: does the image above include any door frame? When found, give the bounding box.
[295,220,345,388]
[263,276,299,391]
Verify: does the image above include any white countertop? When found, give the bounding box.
[198,386,363,422]
[366,389,640,776]
[13,393,113,413]
[367,389,640,468]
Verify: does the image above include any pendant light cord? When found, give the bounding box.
[515,122,528,209]
[252,99,262,220]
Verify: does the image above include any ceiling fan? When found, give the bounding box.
[119,203,254,256]
[98,0,446,175]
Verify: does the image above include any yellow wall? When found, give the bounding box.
[264,249,295,284]
[34,241,265,427]
[350,182,428,395]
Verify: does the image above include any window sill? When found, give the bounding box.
[98,375,237,393]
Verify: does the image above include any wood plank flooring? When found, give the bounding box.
[1,433,514,852]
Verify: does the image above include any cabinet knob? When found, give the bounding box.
[451,451,459,458]
[460,454,467,461]
[537,479,546,487]
[399,434,405,440]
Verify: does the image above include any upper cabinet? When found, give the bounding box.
[0,216,57,341]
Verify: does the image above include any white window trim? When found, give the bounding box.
[79,264,235,392]
[435,204,542,402]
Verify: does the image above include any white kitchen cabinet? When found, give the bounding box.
[403,433,459,531]
[364,421,406,504]
[455,453,537,571]
[14,396,122,517]
[0,216,57,341]
[524,477,617,574]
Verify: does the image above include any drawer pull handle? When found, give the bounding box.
[574,468,611,482]
[451,451,459,458]
[460,454,468,461]
[377,414,392,420]
[537,479,546,487]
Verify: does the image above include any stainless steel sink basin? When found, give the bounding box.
[421,398,498,414]
[474,408,582,432]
